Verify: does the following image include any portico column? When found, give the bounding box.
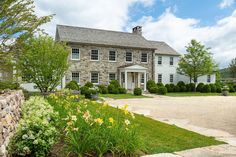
[138,72,141,88]
[144,71,147,91]
[119,71,122,87]
[125,71,128,90]
[61,75,66,89]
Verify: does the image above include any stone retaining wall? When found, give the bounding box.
[0,90,24,157]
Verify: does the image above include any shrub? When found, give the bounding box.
[188,83,196,92]
[201,84,211,93]
[80,86,89,95]
[133,87,142,96]
[209,84,216,93]
[177,81,185,87]
[149,86,158,94]
[118,87,127,94]
[157,86,167,95]
[173,85,180,92]
[179,85,187,92]
[156,82,164,87]
[165,84,173,92]
[233,84,236,91]
[228,84,235,93]
[0,81,20,90]
[84,87,99,99]
[147,80,156,91]
[65,80,79,90]
[196,83,204,92]
[84,82,93,88]
[8,97,58,157]
[98,85,108,94]
[110,80,120,88]
[108,84,119,94]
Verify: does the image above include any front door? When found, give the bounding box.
[127,72,136,90]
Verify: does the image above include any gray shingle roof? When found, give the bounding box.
[56,25,155,49]
[148,40,180,56]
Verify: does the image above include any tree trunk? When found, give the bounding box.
[193,77,197,92]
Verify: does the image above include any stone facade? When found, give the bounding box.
[0,90,24,157]
[65,44,154,86]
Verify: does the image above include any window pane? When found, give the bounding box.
[72,48,79,60]
[91,50,99,60]
[109,73,116,81]
[170,74,173,83]
[141,53,148,63]
[126,52,132,62]
[207,75,211,83]
[170,57,174,65]
[158,74,162,83]
[158,56,162,65]
[141,74,144,83]
[109,51,116,61]
[72,72,80,83]
[91,72,99,83]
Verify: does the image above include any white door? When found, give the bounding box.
[127,73,135,90]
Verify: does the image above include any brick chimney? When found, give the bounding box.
[132,26,142,35]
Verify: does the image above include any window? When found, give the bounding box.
[109,73,116,81]
[126,52,133,62]
[91,72,99,84]
[109,51,116,61]
[91,50,99,61]
[122,73,125,83]
[141,74,144,84]
[170,74,174,83]
[72,72,80,83]
[71,48,80,60]
[158,56,162,65]
[207,75,211,83]
[141,52,148,63]
[158,74,162,83]
[170,57,174,65]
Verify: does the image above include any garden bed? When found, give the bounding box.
[99,93,152,99]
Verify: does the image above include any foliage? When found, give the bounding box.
[179,85,187,92]
[108,84,119,94]
[149,87,158,94]
[196,83,204,92]
[65,81,79,91]
[156,82,164,87]
[157,86,167,95]
[177,39,217,91]
[228,84,235,93]
[118,87,127,94]
[147,80,157,92]
[48,93,140,157]
[0,0,53,68]
[84,87,99,99]
[173,85,180,92]
[216,85,222,93]
[0,81,20,90]
[133,87,142,96]
[165,84,173,93]
[98,84,108,94]
[80,86,89,95]
[229,58,236,78]
[187,83,196,92]
[110,80,120,88]
[8,97,58,157]
[18,35,69,93]
[201,84,211,93]
[177,81,185,87]
[84,82,94,88]
[209,84,216,93]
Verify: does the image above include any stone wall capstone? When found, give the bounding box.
[0,90,24,157]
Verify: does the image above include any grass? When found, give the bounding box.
[100,93,152,99]
[166,92,236,97]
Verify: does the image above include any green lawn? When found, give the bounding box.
[100,93,152,99]
[166,92,236,97]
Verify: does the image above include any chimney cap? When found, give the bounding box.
[132,26,142,35]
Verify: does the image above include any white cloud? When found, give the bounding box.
[219,0,235,9]
[134,9,236,68]
[34,0,154,36]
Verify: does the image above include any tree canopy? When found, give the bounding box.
[18,36,69,93]
[229,58,236,78]
[177,39,217,89]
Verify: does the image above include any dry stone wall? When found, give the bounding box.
[0,90,24,157]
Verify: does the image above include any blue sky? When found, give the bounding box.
[35,0,236,68]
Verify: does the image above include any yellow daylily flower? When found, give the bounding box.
[124,119,130,126]
[94,118,103,125]
[109,117,114,124]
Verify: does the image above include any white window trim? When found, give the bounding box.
[141,52,148,63]
[125,51,133,63]
[141,73,145,84]
[108,73,116,81]
[108,50,117,62]
[71,48,80,61]
[157,56,162,65]
[90,72,99,84]
[169,57,174,66]
[158,73,162,83]
[169,74,174,83]
[71,72,80,84]
[90,49,99,61]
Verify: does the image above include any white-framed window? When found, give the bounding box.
[170,57,174,65]
[109,73,116,81]
[109,51,116,62]
[141,73,144,84]
[91,72,99,84]
[141,52,148,63]
[91,49,99,61]
[158,56,162,65]
[126,52,133,62]
[72,72,80,83]
[170,74,174,83]
[122,72,125,83]
[71,48,80,60]
[158,74,162,83]
[207,75,211,83]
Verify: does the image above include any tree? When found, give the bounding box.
[0,0,53,78]
[18,36,69,93]
[177,39,217,91]
[229,58,236,78]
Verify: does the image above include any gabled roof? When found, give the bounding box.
[149,40,180,56]
[118,64,147,70]
[56,25,156,49]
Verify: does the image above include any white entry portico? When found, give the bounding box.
[119,65,147,91]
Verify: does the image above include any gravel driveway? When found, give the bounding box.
[106,95,236,136]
